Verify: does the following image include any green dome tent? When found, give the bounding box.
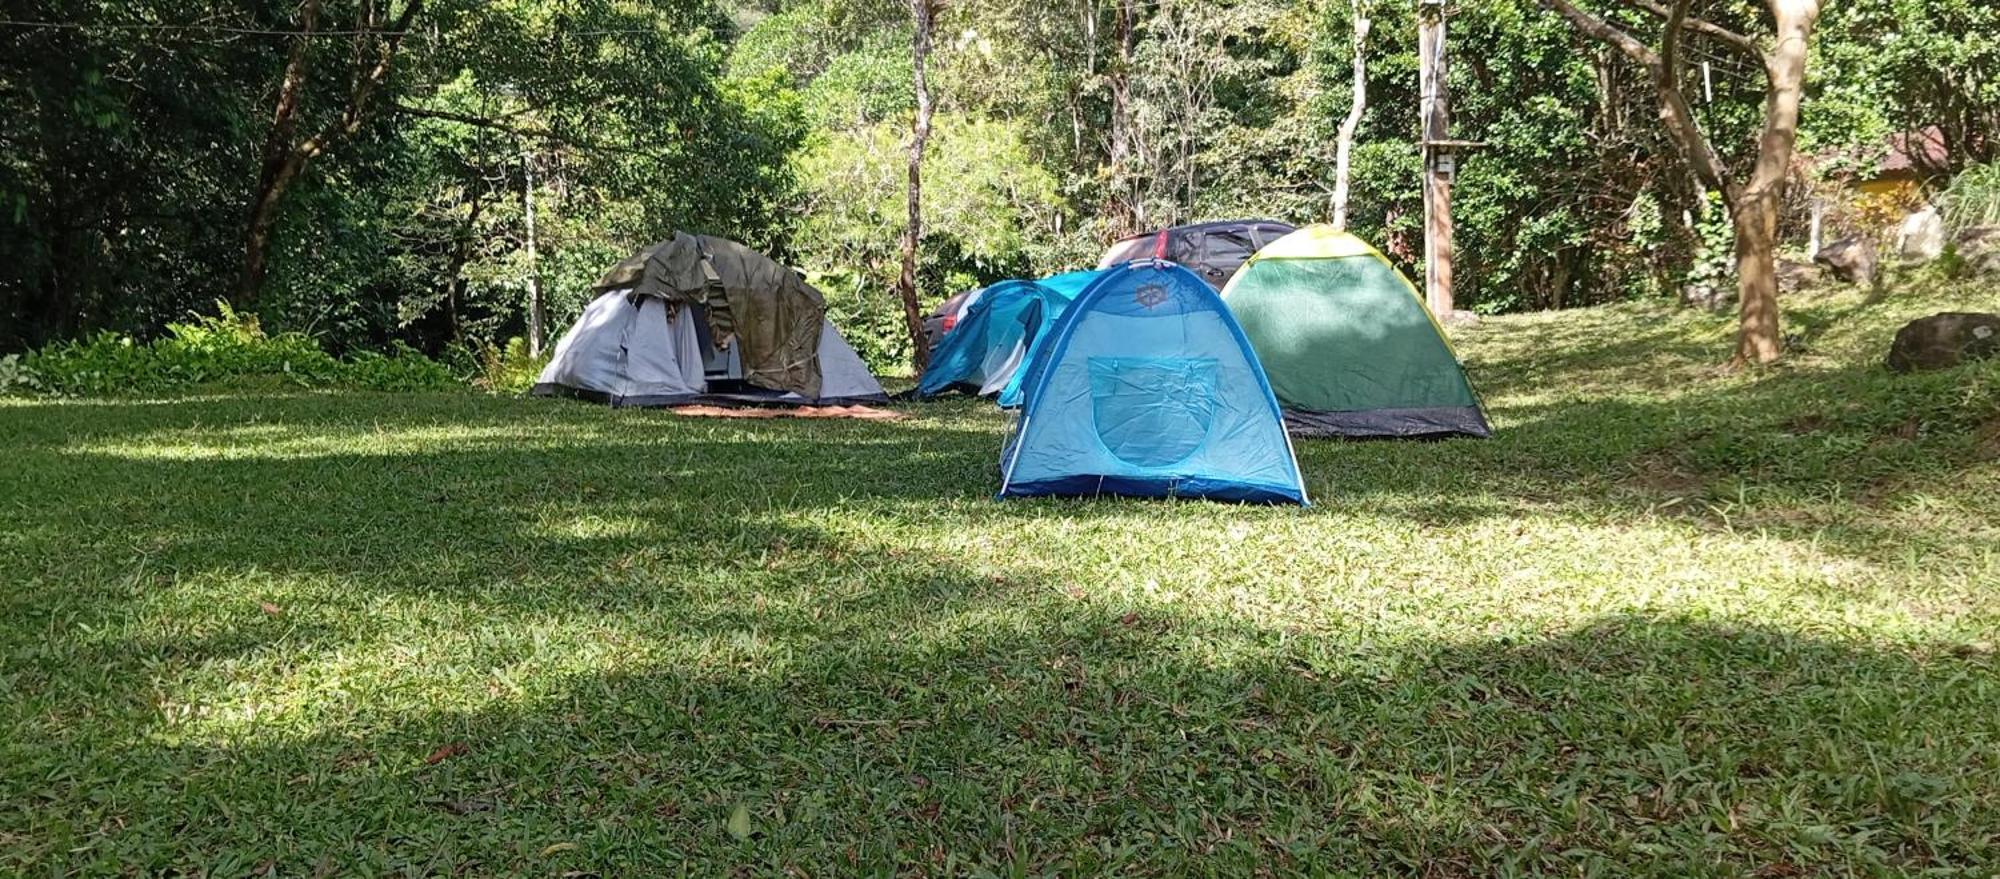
[1221,226,1491,438]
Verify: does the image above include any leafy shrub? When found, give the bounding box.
[1940,162,2000,235]
[24,302,460,396]
[337,344,461,392]
[0,354,42,396]
[1684,194,1737,293]
[814,269,919,376]
[473,337,549,394]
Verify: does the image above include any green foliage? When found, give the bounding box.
[23,304,458,396]
[790,114,1058,370]
[800,35,914,129]
[1686,194,1738,292]
[7,0,2000,369]
[473,336,551,394]
[3,0,803,362]
[1940,162,2000,234]
[0,354,41,396]
[814,269,919,374]
[1812,0,2000,174]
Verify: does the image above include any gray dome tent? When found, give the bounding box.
[533,233,887,407]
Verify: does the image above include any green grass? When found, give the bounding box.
[4,280,1998,876]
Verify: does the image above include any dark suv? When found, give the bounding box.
[1096,219,1297,289]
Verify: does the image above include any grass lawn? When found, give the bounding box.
[4,280,1999,876]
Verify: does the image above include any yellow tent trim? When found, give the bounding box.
[1228,224,1465,359]
[1243,225,1379,261]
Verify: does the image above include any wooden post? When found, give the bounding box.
[523,150,545,358]
[1418,0,1454,317]
[1807,195,1824,260]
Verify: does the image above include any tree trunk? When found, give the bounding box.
[1106,0,1137,235]
[1550,255,1570,310]
[1418,3,1454,316]
[439,184,489,346]
[1331,3,1369,229]
[238,0,322,310]
[896,0,937,372]
[237,0,423,312]
[523,150,544,357]
[239,172,295,310]
[1729,193,1782,363]
[1728,0,1818,365]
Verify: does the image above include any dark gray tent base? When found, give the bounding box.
[1283,406,1491,439]
[532,383,890,409]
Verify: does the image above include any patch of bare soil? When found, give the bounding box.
[1625,450,1707,496]
[667,404,906,421]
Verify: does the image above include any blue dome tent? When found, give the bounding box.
[918,269,1102,403]
[997,260,1309,504]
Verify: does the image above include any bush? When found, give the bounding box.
[1940,162,2000,235]
[23,303,461,396]
[0,354,42,396]
[472,337,550,394]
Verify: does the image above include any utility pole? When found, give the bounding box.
[1418,0,1455,317]
[523,150,544,357]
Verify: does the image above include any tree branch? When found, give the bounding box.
[391,104,666,159]
[1541,0,1658,66]
[1660,0,1686,75]
[1540,0,1735,197]
[1617,0,1761,59]
[297,0,423,161]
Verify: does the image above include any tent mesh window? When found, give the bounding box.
[1087,357,1218,467]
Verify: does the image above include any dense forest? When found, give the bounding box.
[3,0,1996,369]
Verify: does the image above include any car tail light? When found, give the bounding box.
[942,315,957,331]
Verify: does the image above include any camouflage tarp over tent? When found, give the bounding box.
[534,233,886,407]
[592,232,828,398]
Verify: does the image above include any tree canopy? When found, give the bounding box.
[3,0,1996,365]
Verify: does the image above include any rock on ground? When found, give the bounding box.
[1777,258,1824,294]
[1815,237,1878,286]
[1898,206,1947,262]
[1886,311,2000,373]
[1956,226,2000,275]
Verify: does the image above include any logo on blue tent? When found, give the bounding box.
[1133,283,1170,309]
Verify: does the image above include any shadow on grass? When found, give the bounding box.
[18,572,1998,874]
[5,355,1995,590]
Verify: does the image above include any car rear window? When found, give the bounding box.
[1204,229,1257,266]
[1254,224,1296,246]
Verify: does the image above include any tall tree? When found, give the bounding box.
[239,0,424,310]
[896,0,939,371]
[1539,0,1821,365]
[1331,0,1371,229]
